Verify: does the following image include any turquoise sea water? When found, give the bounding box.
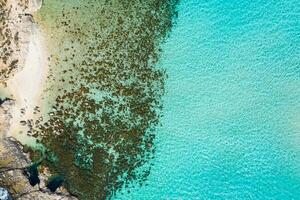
[115,0,300,199]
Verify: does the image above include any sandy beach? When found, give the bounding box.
[6,23,48,145]
[0,0,48,145]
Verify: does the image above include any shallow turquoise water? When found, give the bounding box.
[114,0,300,199]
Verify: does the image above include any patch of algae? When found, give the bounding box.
[33,0,178,199]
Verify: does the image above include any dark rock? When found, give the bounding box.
[0,98,12,106]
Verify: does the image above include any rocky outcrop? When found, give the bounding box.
[0,137,78,200]
[0,98,12,106]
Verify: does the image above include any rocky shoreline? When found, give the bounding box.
[0,136,77,200]
[0,98,77,199]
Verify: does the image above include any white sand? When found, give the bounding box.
[6,23,48,145]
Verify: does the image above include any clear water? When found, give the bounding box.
[115,0,300,199]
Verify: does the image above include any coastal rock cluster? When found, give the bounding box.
[0,137,77,200]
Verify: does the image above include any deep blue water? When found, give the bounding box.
[115,0,300,199]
